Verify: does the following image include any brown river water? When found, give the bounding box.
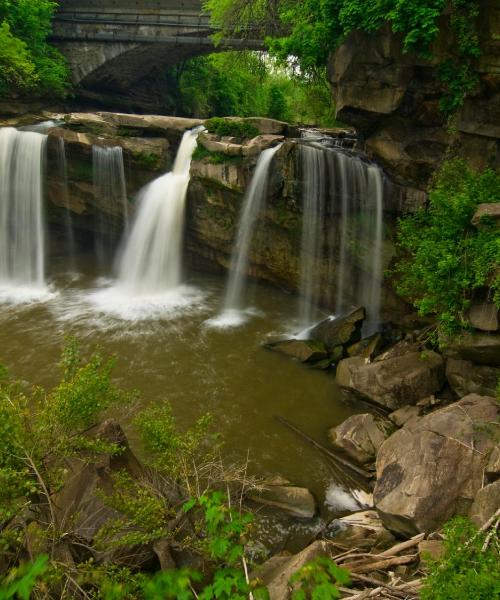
[0,256,365,552]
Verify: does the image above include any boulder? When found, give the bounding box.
[308,308,365,350]
[328,414,392,465]
[388,405,421,428]
[336,351,445,410]
[347,333,383,361]
[248,481,316,519]
[486,446,500,481]
[374,394,499,536]
[469,480,500,528]
[471,203,500,229]
[52,420,155,568]
[446,358,499,398]
[418,540,444,564]
[265,339,328,363]
[324,510,395,550]
[467,303,499,332]
[444,331,500,366]
[251,540,333,600]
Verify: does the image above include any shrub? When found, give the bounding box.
[421,517,500,600]
[205,117,259,139]
[393,159,500,340]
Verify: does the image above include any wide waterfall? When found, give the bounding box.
[92,145,129,270]
[298,143,385,334]
[0,128,48,297]
[208,144,282,327]
[116,128,200,296]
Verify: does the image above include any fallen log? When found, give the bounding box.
[344,553,417,574]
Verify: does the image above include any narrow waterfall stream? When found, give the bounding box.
[94,128,200,310]
[298,142,385,333]
[55,137,76,271]
[0,128,49,299]
[208,144,282,328]
[92,145,129,270]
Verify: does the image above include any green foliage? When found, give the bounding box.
[205,117,259,139]
[205,0,482,112]
[290,557,350,600]
[162,51,337,126]
[0,555,48,600]
[421,517,500,600]
[0,0,69,97]
[394,159,500,339]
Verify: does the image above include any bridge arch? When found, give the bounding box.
[51,0,262,101]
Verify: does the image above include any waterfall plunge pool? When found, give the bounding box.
[0,259,359,551]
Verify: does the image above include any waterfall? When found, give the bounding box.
[298,143,385,333]
[55,138,77,271]
[0,127,48,296]
[92,145,129,270]
[299,145,327,327]
[208,144,281,327]
[116,128,200,296]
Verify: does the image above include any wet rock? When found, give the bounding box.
[265,339,328,363]
[446,358,499,398]
[308,308,365,350]
[388,405,421,428]
[347,333,383,361]
[471,203,500,229]
[470,480,500,528]
[328,414,392,465]
[242,135,284,156]
[325,510,395,550]
[467,303,499,332]
[373,339,418,362]
[248,480,317,519]
[336,351,445,410]
[374,394,499,536]
[443,331,500,366]
[251,540,333,600]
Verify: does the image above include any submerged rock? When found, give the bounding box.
[248,480,317,519]
[336,351,445,410]
[374,394,499,536]
[328,414,392,465]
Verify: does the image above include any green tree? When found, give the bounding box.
[0,0,69,97]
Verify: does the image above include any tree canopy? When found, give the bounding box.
[0,0,69,97]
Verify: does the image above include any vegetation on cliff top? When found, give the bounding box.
[205,0,481,112]
[0,0,69,97]
[161,51,337,126]
[394,159,500,340]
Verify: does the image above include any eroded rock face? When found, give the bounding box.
[336,351,445,410]
[328,1,500,188]
[374,394,499,536]
[328,414,392,465]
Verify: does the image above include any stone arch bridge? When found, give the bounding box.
[51,0,263,105]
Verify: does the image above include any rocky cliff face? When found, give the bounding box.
[328,0,500,188]
[32,111,416,322]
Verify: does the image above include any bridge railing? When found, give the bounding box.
[54,11,212,29]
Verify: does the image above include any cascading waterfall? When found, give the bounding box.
[299,145,327,327]
[116,128,200,296]
[55,138,77,270]
[0,127,48,295]
[298,142,385,334]
[209,144,282,327]
[92,145,129,270]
